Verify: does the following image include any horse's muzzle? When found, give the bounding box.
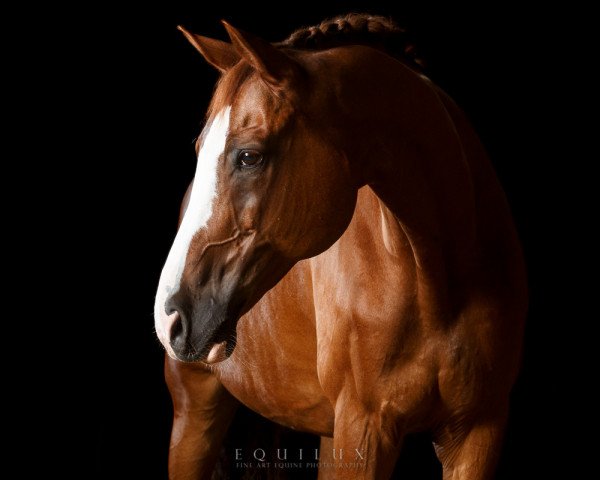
[165,294,238,363]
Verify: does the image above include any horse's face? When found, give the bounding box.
[155,23,357,363]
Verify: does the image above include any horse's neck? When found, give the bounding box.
[347,64,488,311]
[356,186,454,316]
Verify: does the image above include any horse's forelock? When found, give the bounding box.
[207,62,254,120]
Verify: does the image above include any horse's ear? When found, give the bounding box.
[222,21,300,88]
[177,25,240,73]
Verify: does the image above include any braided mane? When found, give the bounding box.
[279,13,424,71]
[208,14,424,118]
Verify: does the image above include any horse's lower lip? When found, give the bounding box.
[204,340,228,364]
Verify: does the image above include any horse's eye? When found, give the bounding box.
[238,150,264,168]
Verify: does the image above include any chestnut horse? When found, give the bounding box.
[154,14,527,480]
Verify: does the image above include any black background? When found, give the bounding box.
[45,1,585,478]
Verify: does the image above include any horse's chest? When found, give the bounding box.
[215,315,335,436]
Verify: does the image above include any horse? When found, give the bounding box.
[154,14,527,480]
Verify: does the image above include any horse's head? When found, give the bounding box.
[155,22,358,363]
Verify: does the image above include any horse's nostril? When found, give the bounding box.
[169,310,186,349]
[165,294,182,317]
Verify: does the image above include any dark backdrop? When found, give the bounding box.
[71,2,585,479]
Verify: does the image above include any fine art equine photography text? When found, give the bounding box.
[91,3,581,480]
[157,12,525,480]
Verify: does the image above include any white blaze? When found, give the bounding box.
[154,107,231,351]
